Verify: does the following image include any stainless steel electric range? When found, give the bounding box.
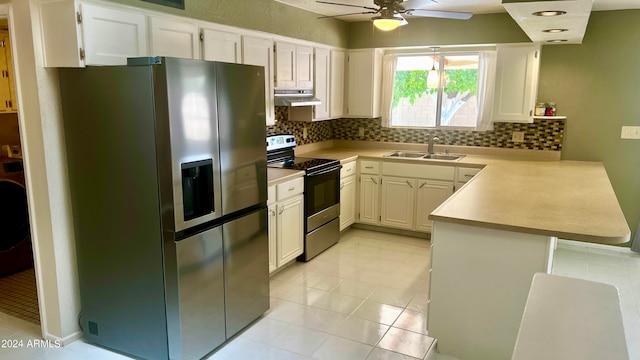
[267,135,341,261]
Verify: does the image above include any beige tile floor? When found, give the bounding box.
[0,228,638,359]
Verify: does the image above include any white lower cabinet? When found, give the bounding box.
[358,160,381,225]
[340,161,357,230]
[381,177,416,230]
[357,160,455,233]
[415,180,455,232]
[268,177,304,274]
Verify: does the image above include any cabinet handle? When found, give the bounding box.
[419,182,426,189]
[365,166,374,169]
[406,180,413,188]
[346,168,352,172]
[340,182,345,190]
[288,187,295,191]
[464,174,474,178]
[278,205,284,215]
[371,177,377,185]
[269,209,276,216]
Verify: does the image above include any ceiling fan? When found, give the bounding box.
[316,0,473,31]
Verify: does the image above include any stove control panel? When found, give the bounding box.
[266,134,296,151]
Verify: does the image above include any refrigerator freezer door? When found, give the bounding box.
[158,58,223,232]
[223,208,270,338]
[176,226,226,359]
[216,62,267,215]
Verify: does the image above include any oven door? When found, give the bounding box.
[305,165,341,230]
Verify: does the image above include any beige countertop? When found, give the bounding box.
[267,168,304,186]
[295,143,630,245]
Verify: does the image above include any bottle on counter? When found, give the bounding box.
[535,103,546,116]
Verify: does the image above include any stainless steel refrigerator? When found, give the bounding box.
[58,57,269,360]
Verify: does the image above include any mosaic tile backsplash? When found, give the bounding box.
[268,108,564,151]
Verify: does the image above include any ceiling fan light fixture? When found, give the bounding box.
[532,10,567,17]
[547,39,568,43]
[372,16,402,31]
[542,28,569,33]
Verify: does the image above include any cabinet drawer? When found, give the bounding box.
[359,160,380,174]
[276,177,304,201]
[341,161,356,178]
[382,162,454,181]
[457,167,482,183]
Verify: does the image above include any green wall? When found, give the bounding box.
[538,10,640,242]
[108,0,350,47]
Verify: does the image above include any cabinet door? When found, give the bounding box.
[347,49,382,117]
[268,204,278,274]
[81,3,148,65]
[242,36,275,125]
[340,175,357,231]
[492,44,540,123]
[415,180,454,232]
[149,16,199,59]
[330,49,345,118]
[201,28,241,63]
[296,45,314,89]
[275,42,296,89]
[381,177,416,230]
[359,175,380,225]
[314,47,330,120]
[276,195,304,266]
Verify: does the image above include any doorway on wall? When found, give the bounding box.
[0,16,40,327]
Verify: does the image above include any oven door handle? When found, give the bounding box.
[306,165,342,177]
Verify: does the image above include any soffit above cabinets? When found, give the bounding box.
[502,0,593,44]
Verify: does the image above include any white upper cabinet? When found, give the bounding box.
[330,49,345,118]
[40,0,148,67]
[275,42,313,89]
[314,47,330,120]
[346,49,383,118]
[492,43,541,123]
[242,36,275,126]
[201,28,241,63]
[148,16,199,59]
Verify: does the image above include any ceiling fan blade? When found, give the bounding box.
[315,1,379,12]
[317,11,379,19]
[407,9,473,20]
[399,0,436,11]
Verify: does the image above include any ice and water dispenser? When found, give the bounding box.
[181,159,214,221]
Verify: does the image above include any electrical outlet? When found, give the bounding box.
[303,126,308,139]
[512,131,525,143]
[359,127,365,138]
[621,126,640,139]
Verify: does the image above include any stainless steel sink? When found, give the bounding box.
[383,151,465,161]
[424,154,466,161]
[384,151,428,158]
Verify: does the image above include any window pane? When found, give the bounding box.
[440,55,479,127]
[391,56,437,127]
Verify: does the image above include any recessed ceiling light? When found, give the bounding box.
[543,28,569,33]
[547,39,568,43]
[532,10,567,17]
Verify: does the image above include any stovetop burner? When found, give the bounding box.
[266,134,340,174]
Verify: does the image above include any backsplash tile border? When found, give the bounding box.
[268,108,564,151]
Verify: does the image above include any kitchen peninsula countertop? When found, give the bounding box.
[294,143,630,245]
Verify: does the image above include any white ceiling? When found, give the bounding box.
[276,0,640,22]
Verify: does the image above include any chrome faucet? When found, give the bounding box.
[427,133,439,155]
